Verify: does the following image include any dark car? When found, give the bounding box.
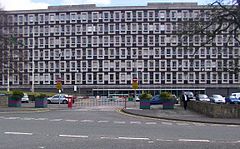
[225,95,240,104]
[150,95,162,105]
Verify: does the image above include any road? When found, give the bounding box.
[0,107,239,149]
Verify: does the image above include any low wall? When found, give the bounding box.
[188,101,240,118]
[0,96,8,107]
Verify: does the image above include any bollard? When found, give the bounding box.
[68,96,73,108]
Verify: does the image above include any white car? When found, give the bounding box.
[21,93,29,103]
[196,94,210,102]
[209,95,225,103]
[47,94,69,104]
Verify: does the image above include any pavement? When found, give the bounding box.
[122,104,240,125]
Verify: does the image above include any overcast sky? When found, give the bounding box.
[0,0,213,10]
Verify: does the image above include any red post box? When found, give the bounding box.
[68,96,73,108]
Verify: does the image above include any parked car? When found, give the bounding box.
[209,94,225,103]
[21,93,29,103]
[184,91,195,100]
[135,96,140,102]
[230,93,240,99]
[196,94,210,102]
[47,94,72,104]
[150,95,162,105]
[225,94,240,104]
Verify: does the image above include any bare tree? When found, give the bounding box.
[0,4,26,90]
[178,0,240,73]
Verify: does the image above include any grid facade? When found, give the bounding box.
[1,3,240,94]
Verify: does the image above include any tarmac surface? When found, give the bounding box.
[1,102,240,125]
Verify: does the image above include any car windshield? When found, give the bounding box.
[199,94,208,98]
[212,95,222,98]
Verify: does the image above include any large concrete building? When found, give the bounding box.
[0,3,239,96]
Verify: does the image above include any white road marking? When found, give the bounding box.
[146,122,157,125]
[38,146,45,149]
[226,125,239,127]
[114,121,126,124]
[192,123,206,126]
[130,121,141,124]
[4,132,33,135]
[65,120,78,122]
[210,124,223,127]
[97,120,109,123]
[80,120,94,123]
[100,136,112,139]
[178,139,210,143]
[156,139,174,142]
[161,122,173,125]
[21,117,35,120]
[50,119,63,122]
[4,117,20,120]
[148,141,154,143]
[35,118,48,121]
[59,134,88,138]
[118,137,150,140]
[176,123,189,126]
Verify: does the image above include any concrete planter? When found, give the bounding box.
[0,96,8,107]
[140,99,151,109]
[35,98,47,108]
[8,97,21,107]
[162,101,175,109]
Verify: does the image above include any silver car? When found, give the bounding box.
[21,93,29,103]
[209,95,225,103]
[196,94,210,102]
[47,94,69,104]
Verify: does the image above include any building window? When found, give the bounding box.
[59,13,66,23]
[114,11,121,22]
[103,60,110,71]
[136,11,143,22]
[125,11,132,22]
[81,12,88,23]
[159,10,166,21]
[49,13,56,24]
[97,48,104,59]
[142,72,150,84]
[75,73,82,84]
[125,60,132,71]
[64,49,72,60]
[38,14,45,24]
[108,73,116,84]
[103,11,110,22]
[43,49,50,60]
[70,12,77,23]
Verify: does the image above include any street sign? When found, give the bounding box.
[56,81,62,90]
[132,78,138,89]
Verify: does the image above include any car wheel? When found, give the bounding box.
[47,100,51,104]
[63,100,68,104]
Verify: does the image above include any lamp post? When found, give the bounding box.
[7,46,10,92]
[31,28,35,93]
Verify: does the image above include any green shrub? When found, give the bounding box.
[35,94,46,99]
[11,90,24,98]
[160,92,172,100]
[139,92,152,100]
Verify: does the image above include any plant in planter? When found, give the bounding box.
[8,90,24,107]
[35,94,47,108]
[139,92,152,109]
[160,92,175,109]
